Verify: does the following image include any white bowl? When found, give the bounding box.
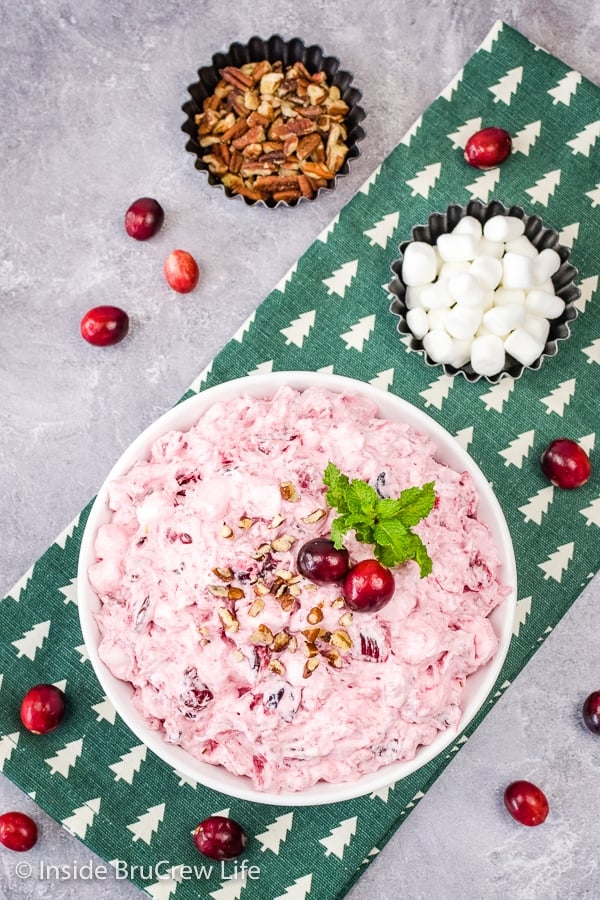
[78,371,517,806]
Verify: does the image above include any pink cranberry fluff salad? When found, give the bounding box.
[89,385,510,793]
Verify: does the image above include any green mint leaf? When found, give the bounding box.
[392,482,436,527]
[373,518,409,548]
[346,478,379,516]
[323,462,350,512]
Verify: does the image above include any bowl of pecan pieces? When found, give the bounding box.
[181,35,366,207]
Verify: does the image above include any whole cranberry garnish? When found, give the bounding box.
[124,197,165,240]
[540,438,591,489]
[583,690,600,734]
[296,538,350,584]
[20,684,66,734]
[80,306,129,346]
[464,127,512,170]
[164,249,199,294]
[192,816,247,860]
[342,559,395,612]
[0,811,38,851]
[503,780,549,826]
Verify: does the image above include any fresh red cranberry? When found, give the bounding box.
[464,127,512,169]
[164,249,199,293]
[297,538,350,584]
[20,684,66,734]
[80,306,129,346]
[342,559,395,612]
[540,438,591,489]
[504,780,549,826]
[192,816,247,860]
[583,690,600,734]
[124,197,164,240]
[0,812,38,851]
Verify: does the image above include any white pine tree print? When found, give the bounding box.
[4,567,33,603]
[358,165,381,196]
[45,738,84,777]
[317,213,340,243]
[316,364,335,374]
[566,120,600,156]
[255,812,294,854]
[582,338,600,364]
[406,163,441,199]
[280,310,316,348]
[209,878,247,900]
[74,643,89,664]
[232,311,256,343]
[364,212,399,249]
[58,578,78,605]
[465,168,500,202]
[559,222,579,248]
[145,879,178,900]
[575,276,598,313]
[109,744,147,784]
[447,117,482,149]
[454,426,473,451]
[247,360,274,376]
[174,769,198,789]
[448,735,468,754]
[274,874,313,900]
[12,620,50,660]
[419,373,454,410]
[370,784,393,802]
[361,847,380,866]
[369,368,394,391]
[340,315,376,351]
[524,169,561,206]
[518,486,554,524]
[404,790,426,809]
[126,803,165,844]
[91,695,116,724]
[540,378,576,415]
[479,378,515,413]
[275,263,298,294]
[399,114,423,147]
[538,542,574,582]
[586,184,600,207]
[53,515,80,550]
[579,433,596,455]
[323,260,358,298]
[511,120,541,156]
[439,69,463,102]
[319,816,357,859]
[0,733,19,771]
[62,798,101,840]
[479,19,503,52]
[498,430,535,468]
[489,66,523,104]
[513,596,532,637]
[548,70,581,105]
[580,498,600,527]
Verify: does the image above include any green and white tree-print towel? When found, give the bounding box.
[2,20,600,900]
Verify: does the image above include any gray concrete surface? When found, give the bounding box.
[2,1,600,898]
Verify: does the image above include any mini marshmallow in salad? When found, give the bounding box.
[402,214,565,377]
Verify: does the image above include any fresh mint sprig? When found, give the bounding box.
[323,462,435,577]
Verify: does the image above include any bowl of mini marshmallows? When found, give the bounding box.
[388,199,580,383]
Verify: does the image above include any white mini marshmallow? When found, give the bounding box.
[470,335,506,376]
[534,247,561,282]
[526,289,565,319]
[504,328,545,367]
[483,303,526,337]
[494,288,526,307]
[404,285,428,309]
[449,339,472,368]
[436,232,479,262]
[406,307,429,340]
[452,216,483,238]
[438,261,471,281]
[523,313,551,344]
[503,252,535,289]
[478,237,505,259]
[428,308,450,331]
[420,280,454,310]
[483,215,525,242]
[475,323,494,338]
[481,290,496,311]
[533,277,556,293]
[445,305,482,340]
[423,329,455,363]
[402,241,438,286]
[448,272,485,308]
[504,235,539,258]
[470,255,503,290]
